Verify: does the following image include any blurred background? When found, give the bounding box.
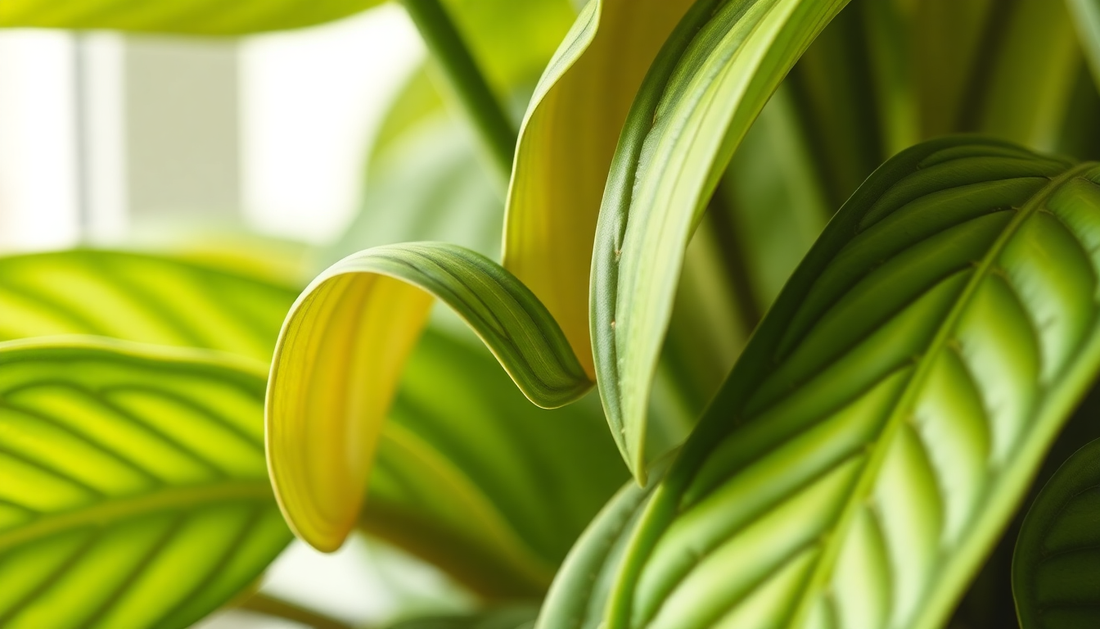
[0,5,480,627]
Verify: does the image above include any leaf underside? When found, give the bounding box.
[268,242,591,553]
[0,341,289,629]
[1013,437,1100,628]
[541,138,1100,629]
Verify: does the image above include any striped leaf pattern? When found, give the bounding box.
[0,251,297,363]
[540,138,1100,629]
[0,341,289,629]
[591,0,852,482]
[1014,437,1100,628]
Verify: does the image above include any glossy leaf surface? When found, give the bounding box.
[591,0,851,481]
[268,242,590,553]
[363,326,625,598]
[503,0,695,375]
[0,340,289,628]
[543,138,1100,629]
[1014,437,1100,628]
[0,250,296,363]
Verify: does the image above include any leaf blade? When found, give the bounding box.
[591,0,852,481]
[0,339,289,629]
[543,139,1100,629]
[267,242,591,553]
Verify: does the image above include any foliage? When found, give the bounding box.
[2,0,1100,628]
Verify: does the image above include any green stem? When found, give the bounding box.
[401,0,517,184]
[239,593,358,629]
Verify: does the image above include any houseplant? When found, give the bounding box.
[1,0,1099,627]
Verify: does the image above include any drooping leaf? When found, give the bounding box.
[503,0,696,376]
[268,242,591,553]
[0,339,289,628]
[591,0,851,481]
[1068,0,1100,86]
[0,250,297,363]
[543,138,1100,629]
[362,326,625,598]
[1014,437,1100,628]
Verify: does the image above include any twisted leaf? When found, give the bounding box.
[0,340,289,628]
[503,0,696,376]
[591,0,851,481]
[0,250,296,363]
[1014,437,1100,628]
[267,242,590,552]
[542,138,1100,629]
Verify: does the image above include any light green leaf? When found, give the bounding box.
[0,250,297,363]
[1014,437,1100,628]
[503,0,696,377]
[1067,0,1100,87]
[0,0,386,33]
[0,339,289,629]
[363,326,625,598]
[268,242,591,553]
[545,138,1100,629]
[591,0,851,482]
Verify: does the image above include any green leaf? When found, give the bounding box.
[362,326,625,598]
[543,138,1100,629]
[503,0,697,377]
[0,339,289,628]
[268,242,591,553]
[976,0,1083,151]
[0,0,386,33]
[591,0,851,482]
[387,604,539,629]
[1067,0,1100,87]
[1014,437,1100,628]
[0,250,297,364]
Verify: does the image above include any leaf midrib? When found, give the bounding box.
[0,480,273,553]
[785,162,1095,629]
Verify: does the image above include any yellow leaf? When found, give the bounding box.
[502,0,696,377]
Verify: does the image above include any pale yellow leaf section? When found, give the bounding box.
[266,274,432,552]
[502,0,695,377]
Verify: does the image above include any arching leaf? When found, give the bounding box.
[267,242,590,553]
[0,339,289,628]
[1014,437,1100,628]
[503,0,696,376]
[542,138,1100,629]
[0,250,297,363]
[363,326,625,598]
[388,605,539,629]
[591,0,851,482]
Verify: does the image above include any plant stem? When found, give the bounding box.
[239,593,358,629]
[401,0,517,184]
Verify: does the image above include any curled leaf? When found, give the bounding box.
[267,242,590,552]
